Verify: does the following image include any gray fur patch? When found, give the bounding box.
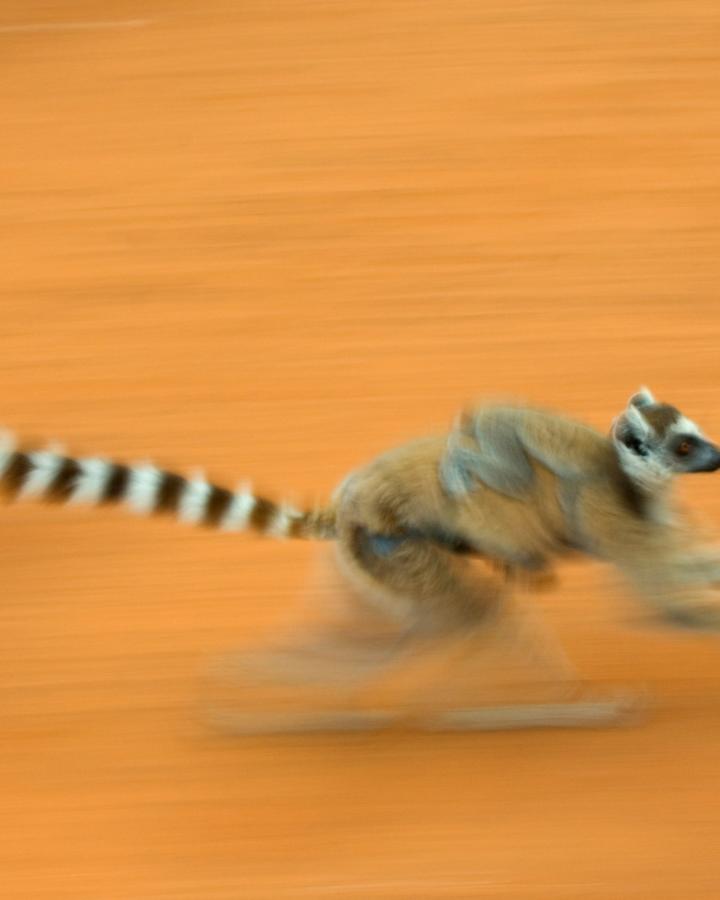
[363,534,404,557]
[440,420,534,499]
[439,442,481,495]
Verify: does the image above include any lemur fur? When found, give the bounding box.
[2,388,720,627]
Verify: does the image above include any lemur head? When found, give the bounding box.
[612,387,720,489]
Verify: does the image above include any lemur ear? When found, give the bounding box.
[623,402,653,440]
[628,386,656,409]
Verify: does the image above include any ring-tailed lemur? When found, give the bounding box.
[2,387,720,628]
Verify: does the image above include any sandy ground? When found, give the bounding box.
[2,1,720,897]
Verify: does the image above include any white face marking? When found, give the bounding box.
[126,462,164,514]
[68,458,113,505]
[220,483,256,531]
[19,447,65,498]
[177,472,212,524]
[671,416,703,439]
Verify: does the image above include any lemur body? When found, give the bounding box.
[4,388,720,730]
[3,389,720,627]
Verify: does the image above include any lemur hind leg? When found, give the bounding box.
[203,533,492,734]
[202,536,422,735]
[334,527,640,729]
[206,529,640,734]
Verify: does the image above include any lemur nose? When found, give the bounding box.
[704,444,720,472]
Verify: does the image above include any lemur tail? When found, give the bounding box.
[0,431,336,540]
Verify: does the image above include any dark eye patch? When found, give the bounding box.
[623,435,647,456]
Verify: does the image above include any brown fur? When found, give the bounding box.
[325,403,720,631]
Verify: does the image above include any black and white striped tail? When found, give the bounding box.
[0,431,335,540]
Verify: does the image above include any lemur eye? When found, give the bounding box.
[676,441,693,457]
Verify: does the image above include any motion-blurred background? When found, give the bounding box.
[2,2,720,897]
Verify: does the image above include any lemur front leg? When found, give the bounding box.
[670,518,720,587]
[580,492,720,629]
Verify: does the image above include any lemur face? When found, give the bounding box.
[612,387,720,485]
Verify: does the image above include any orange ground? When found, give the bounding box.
[3,2,720,897]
